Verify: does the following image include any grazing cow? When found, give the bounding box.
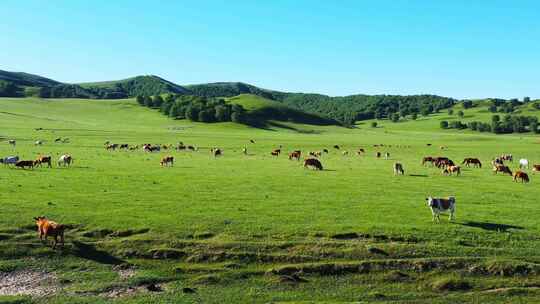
[62,138,70,143]
[462,158,482,168]
[501,154,513,162]
[532,165,540,173]
[426,144,432,146]
[426,196,456,223]
[393,163,404,175]
[513,171,529,183]
[323,149,329,154]
[384,152,390,160]
[35,140,43,145]
[187,145,197,151]
[333,145,340,150]
[34,155,52,168]
[8,140,16,146]
[493,165,512,176]
[342,151,349,156]
[272,149,281,156]
[442,165,461,176]
[519,158,529,169]
[250,139,256,144]
[304,158,323,170]
[34,216,65,249]
[176,143,186,150]
[160,156,174,167]
[422,156,434,166]
[358,148,365,153]
[58,154,73,167]
[288,151,301,161]
[211,148,222,157]
[55,138,62,142]
[0,156,19,166]
[434,158,454,168]
[376,152,381,158]
[120,144,129,150]
[15,160,34,169]
[106,143,118,151]
[440,146,447,150]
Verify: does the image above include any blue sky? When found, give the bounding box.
[2,0,539,99]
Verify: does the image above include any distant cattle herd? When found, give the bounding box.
[2,137,538,248]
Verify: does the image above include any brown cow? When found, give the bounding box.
[288,151,301,161]
[493,165,512,176]
[462,158,482,168]
[442,165,461,176]
[160,156,174,167]
[34,155,52,168]
[271,149,281,156]
[532,165,540,173]
[304,158,323,170]
[15,160,34,169]
[34,216,65,249]
[513,171,529,183]
[422,156,434,166]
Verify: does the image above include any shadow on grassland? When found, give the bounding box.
[458,221,524,232]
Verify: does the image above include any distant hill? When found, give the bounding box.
[0,69,60,87]
[79,75,190,97]
[185,82,277,99]
[3,69,532,126]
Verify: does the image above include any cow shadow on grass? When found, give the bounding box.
[458,221,524,232]
[70,240,125,265]
[408,174,428,177]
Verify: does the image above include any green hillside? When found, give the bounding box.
[79,75,190,97]
[226,94,337,126]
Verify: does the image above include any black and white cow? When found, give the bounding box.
[426,196,455,223]
[1,156,19,166]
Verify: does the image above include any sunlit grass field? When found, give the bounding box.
[0,97,539,303]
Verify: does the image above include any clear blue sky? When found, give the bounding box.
[2,0,539,99]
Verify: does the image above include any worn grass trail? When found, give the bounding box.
[0,98,539,303]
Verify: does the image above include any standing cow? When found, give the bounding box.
[58,154,73,167]
[519,158,529,169]
[426,196,456,223]
[0,156,19,166]
[393,163,404,175]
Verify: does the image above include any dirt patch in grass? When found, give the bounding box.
[430,276,472,291]
[0,270,59,297]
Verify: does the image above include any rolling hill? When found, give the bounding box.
[1,69,536,127]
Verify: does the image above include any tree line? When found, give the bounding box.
[441,114,539,134]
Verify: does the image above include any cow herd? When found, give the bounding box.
[1,154,72,169]
[3,137,539,231]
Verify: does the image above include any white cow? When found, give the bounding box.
[58,154,73,167]
[519,158,529,169]
[426,196,455,223]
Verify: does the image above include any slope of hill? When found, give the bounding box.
[79,75,190,97]
[226,94,337,126]
[0,69,61,87]
[185,82,277,99]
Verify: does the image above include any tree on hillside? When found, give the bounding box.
[488,105,497,113]
[214,105,230,122]
[524,96,531,103]
[143,96,153,107]
[462,100,473,109]
[371,121,377,128]
[0,80,20,97]
[185,106,200,121]
[491,115,500,123]
[411,113,418,120]
[531,121,539,134]
[458,110,464,118]
[136,95,145,105]
[152,95,164,108]
[448,109,454,115]
[391,113,400,122]
[440,121,449,129]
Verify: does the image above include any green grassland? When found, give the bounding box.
[0,97,539,303]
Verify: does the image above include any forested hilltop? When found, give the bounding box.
[1,69,534,126]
